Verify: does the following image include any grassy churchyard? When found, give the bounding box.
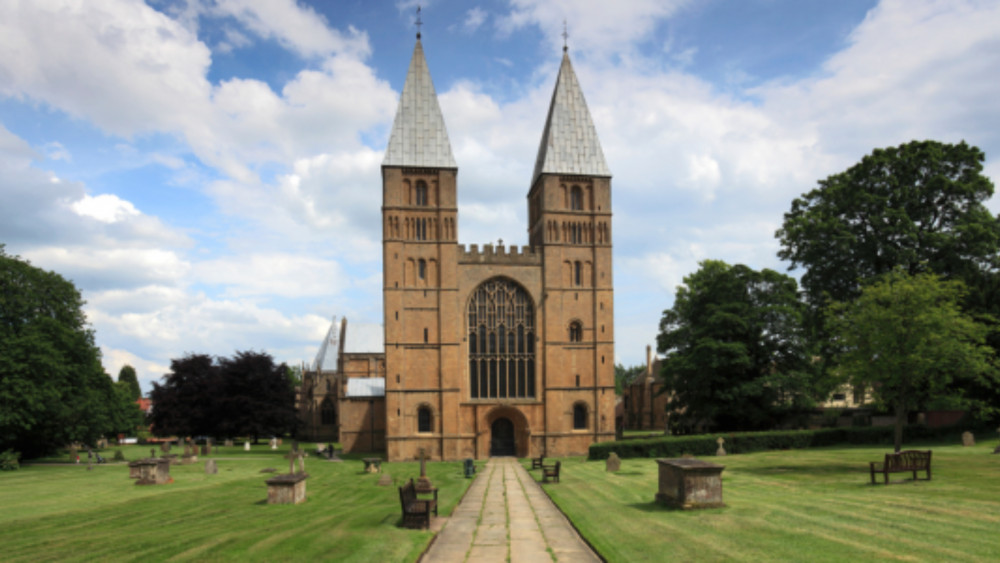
[1,443,474,562]
[3,439,999,561]
[529,441,1000,562]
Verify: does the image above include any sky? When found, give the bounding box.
[2,0,1000,395]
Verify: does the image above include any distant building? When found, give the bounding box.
[297,317,385,450]
[622,346,670,432]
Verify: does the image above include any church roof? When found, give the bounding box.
[532,51,611,183]
[382,39,457,169]
[312,317,384,372]
[345,377,385,398]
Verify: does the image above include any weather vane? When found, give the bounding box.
[416,5,423,40]
[562,20,568,52]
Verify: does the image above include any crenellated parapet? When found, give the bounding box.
[458,244,542,265]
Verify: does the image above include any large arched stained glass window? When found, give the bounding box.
[468,278,535,399]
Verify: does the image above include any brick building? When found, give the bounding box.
[622,345,670,432]
[301,35,616,461]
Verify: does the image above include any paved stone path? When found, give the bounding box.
[420,457,601,563]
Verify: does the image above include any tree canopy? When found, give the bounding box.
[656,260,816,432]
[776,140,1000,310]
[149,351,299,441]
[117,364,141,401]
[827,270,996,451]
[0,246,139,458]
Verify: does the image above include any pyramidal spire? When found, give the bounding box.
[382,39,457,169]
[532,51,610,183]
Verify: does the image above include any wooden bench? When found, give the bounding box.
[542,461,561,483]
[869,450,932,485]
[531,456,545,470]
[398,479,437,529]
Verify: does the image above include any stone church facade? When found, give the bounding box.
[301,35,616,461]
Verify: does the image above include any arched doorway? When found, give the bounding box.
[490,417,516,456]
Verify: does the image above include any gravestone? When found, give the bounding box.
[200,444,210,456]
[224,439,234,448]
[716,437,727,456]
[416,448,434,492]
[244,441,251,451]
[962,431,975,447]
[377,473,393,486]
[182,444,197,464]
[270,438,278,450]
[606,452,621,472]
[205,459,218,474]
[160,442,170,453]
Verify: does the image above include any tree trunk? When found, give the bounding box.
[894,402,905,453]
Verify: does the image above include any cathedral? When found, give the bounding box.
[300,33,615,461]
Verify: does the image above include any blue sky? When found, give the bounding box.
[2,0,999,394]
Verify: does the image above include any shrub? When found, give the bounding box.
[589,422,991,460]
[113,450,126,462]
[1,449,20,471]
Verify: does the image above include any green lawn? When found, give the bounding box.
[1,444,475,562]
[7,442,1000,562]
[528,442,1000,562]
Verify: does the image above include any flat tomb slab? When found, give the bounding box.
[655,458,725,509]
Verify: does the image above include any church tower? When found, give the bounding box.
[378,31,614,461]
[528,47,616,453]
[381,35,460,461]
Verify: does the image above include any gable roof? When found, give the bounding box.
[382,39,457,169]
[532,51,611,184]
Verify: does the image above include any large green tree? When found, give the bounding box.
[656,260,816,432]
[0,246,124,457]
[827,270,996,452]
[776,140,1000,310]
[117,364,141,401]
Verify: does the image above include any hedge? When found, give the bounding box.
[589,423,994,460]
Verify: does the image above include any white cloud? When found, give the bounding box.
[193,254,349,298]
[0,0,213,138]
[211,0,370,59]
[462,8,488,33]
[71,194,140,224]
[498,0,690,58]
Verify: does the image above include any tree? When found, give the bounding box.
[614,363,646,395]
[148,354,219,438]
[117,364,141,401]
[776,140,1000,311]
[827,270,996,452]
[656,260,816,432]
[149,351,299,441]
[0,246,120,457]
[216,351,299,442]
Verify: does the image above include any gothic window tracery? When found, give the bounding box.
[468,278,535,399]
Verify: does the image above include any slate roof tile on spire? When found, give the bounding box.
[382,39,457,169]
[532,52,611,183]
